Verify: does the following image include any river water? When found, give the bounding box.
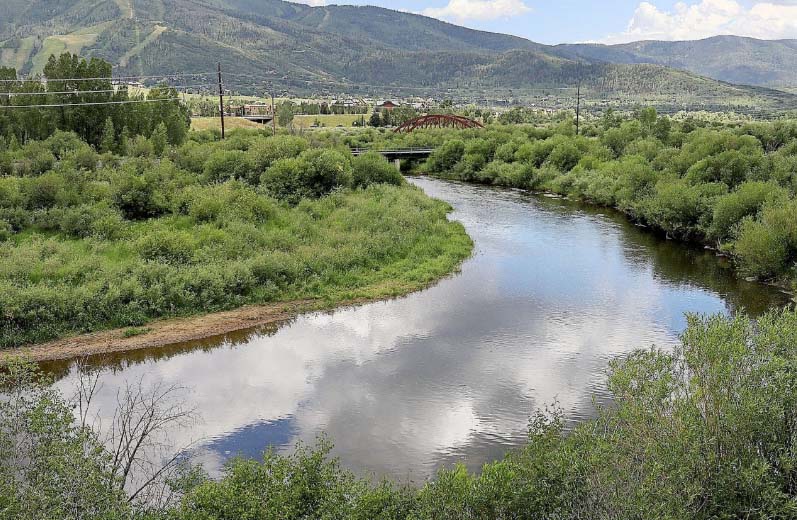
[48,177,791,482]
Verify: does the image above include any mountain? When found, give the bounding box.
[555,36,797,89]
[2,0,796,113]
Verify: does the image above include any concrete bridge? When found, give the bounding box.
[351,148,434,170]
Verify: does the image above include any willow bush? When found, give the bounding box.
[0,131,471,349]
[341,113,797,286]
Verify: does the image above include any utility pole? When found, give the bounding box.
[575,79,581,136]
[217,62,225,140]
[271,89,276,135]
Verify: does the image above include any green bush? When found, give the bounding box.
[426,139,464,173]
[261,149,352,204]
[732,199,797,278]
[248,135,309,172]
[708,182,787,242]
[22,172,65,209]
[137,228,196,265]
[638,180,726,239]
[112,173,166,220]
[351,152,404,188]
[203,150,255,184]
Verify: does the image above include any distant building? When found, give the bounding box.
[376,100,399,112]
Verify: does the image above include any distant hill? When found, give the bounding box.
[556,36,797,89]
[2,1,796,112]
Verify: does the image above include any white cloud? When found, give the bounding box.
[603,0,797,43]
[422,0,532,22]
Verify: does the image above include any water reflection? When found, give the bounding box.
[50,178,790,481]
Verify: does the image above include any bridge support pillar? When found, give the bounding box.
[394,158,401,172]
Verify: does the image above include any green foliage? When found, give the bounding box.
[100,117,115,154]
[202,150,253,184]
[262,149,352,204]
[351,152,404,188]
[709,181,787,242]
[1,54,189,148]
[0,132,471,348]
[395,116,797,283]
[0,360,131,520]
[732,199,797,279]
[150,122,168,157]
[20,309,788,520]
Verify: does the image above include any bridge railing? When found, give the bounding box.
[350,147,434,155]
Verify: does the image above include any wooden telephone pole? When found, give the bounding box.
[217,62,225,139]
[575,79,582,136]
[575,63,582,136]
[271,90,277,135]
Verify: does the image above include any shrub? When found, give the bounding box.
[22,172,65,209]
[351,152,404,188]
[426,139,465,173]
[57,204,106,238]
[546,140,582,172]
[203,150,255,183]
[732,199,797,278]
[261,149,352,203]
[174,140,215,174]
[708,182,787,242]
[150,122,168,157]
[248,135,309,172]
[112,174,166,220]
[137,228,196,265]
[639,180,726,239]
[128,135,154,158]
[17,141,55,176]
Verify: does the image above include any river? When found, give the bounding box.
[48,177,791,482]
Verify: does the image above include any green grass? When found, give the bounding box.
[0,174,471,349]
[122,326,151,338]
[293,113,371,129]
[190,117,264,131]
[30,33,99,73]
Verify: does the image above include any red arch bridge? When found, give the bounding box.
[394,114,484,133]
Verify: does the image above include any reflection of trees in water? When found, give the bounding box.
[532,193,790,317]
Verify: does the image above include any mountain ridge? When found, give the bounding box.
[555,35,797,88]
[1,0,796,112]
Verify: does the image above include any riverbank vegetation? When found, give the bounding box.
[338,112,797,289]
[0,129,470,349]
[4,308,796,519]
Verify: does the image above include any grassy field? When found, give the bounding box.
[30,32,101,73]
[0,132,472,348]
[0,36,35,71]
[293,113,370,129]
[190,114,369,132]
[190,117,265,131]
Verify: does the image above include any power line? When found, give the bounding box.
[0,73,215,84]
[2,84,211,96]
[0,98,181,109]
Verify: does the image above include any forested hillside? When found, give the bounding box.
[556,36,797,89]
[2,0,796,111]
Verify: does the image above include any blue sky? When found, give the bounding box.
[295,0,797,44]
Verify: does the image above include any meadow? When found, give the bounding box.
[0,130,471,348]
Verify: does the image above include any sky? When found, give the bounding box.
[291,0,797,44]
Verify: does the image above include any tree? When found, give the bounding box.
[150,122,168,157]
[100,117,115,154]
[118,126,130,156]
[369,111,382,127]
[0,360,132,520]
[277,102,296,128]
